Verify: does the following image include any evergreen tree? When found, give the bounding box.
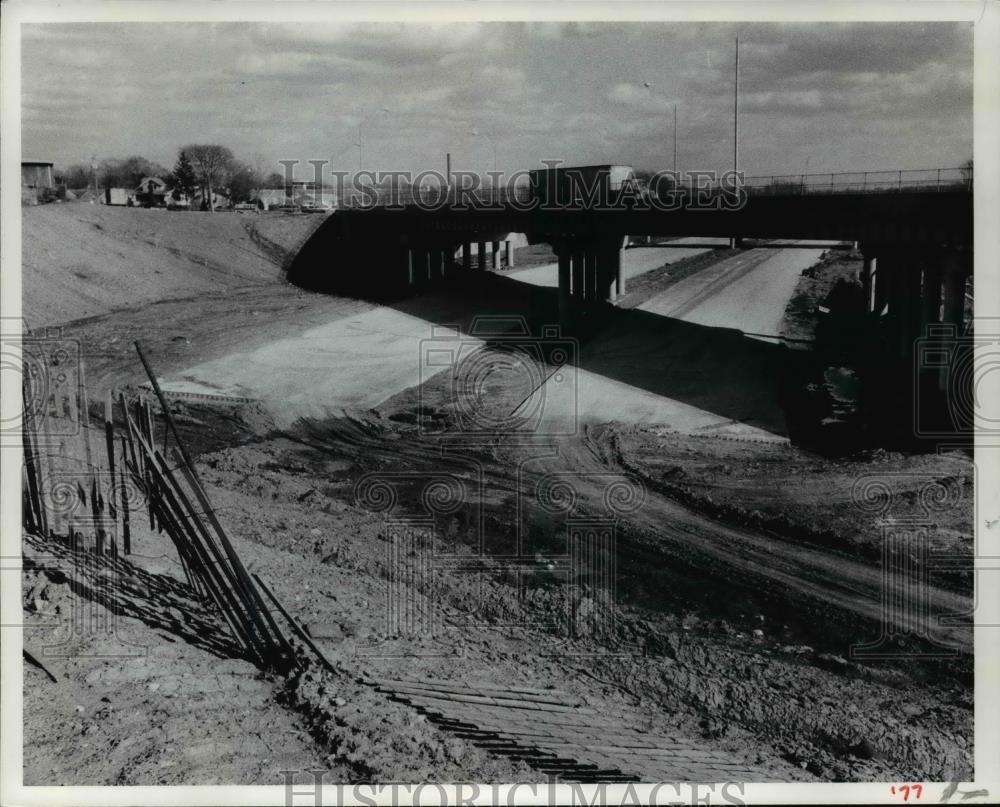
[170,150,198,199]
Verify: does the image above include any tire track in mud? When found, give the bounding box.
[279,413,971,655]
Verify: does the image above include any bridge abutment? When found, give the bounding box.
[856,242,972,440]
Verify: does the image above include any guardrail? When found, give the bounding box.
[743,167,972,195]
[287,167,971,211]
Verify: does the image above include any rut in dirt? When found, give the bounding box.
[275,412,972,660]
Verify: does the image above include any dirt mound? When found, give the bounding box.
[21,205,323,326]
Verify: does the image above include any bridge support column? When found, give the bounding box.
[407,249,417,288]
[938,250,970,393]
[477,240,487,270]
[584,251,597,302]
[941,252,968,331]
[558,249,572,330]
[900,252,923,363]
[438,248,448,281]
[922,261,942,326]
[860,253,875,313]
[872,254,888,316]
[492,240,502,270]
[614,245,625,300]
[425,249,433,283]
[462,242,471,272]
[505,240,514,269]
[882,252,907,361]
[570,251,583,301]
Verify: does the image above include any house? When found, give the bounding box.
[254,189,290,211]
[134,176,169,207]
[21,159,54,205]
[191,190,230,210]
[165,188,191,209]
[101,187,129,206]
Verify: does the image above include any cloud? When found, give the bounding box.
[18,21,972,177]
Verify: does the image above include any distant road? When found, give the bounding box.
[638,240,824,340]
[507,237,728,288]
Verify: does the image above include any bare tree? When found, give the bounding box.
[960,158,973,188]
[183,144,234,211]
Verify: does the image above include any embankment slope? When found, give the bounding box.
[21,204,322,326]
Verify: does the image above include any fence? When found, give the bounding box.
[297,166,969,211]
[20,341,335,674]
[741,167,971,196]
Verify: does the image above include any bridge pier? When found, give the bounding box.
[571,250,584,303]
[477,240,487,270]
[558,249,571,329]
[406,248,417,289]
[855,242,972,440]
[614,243,625,299]
[505,240,514,269]
[492,240,502,270]
[462,242,471,271]
[548,237,631,330]
[584,251,597,302]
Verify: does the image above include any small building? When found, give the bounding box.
[134,176,169,207]
[191,190,230,210]
[101,187,130,206]
[21,160,54,205]
[254,189,290,211]
[22,160,54,190]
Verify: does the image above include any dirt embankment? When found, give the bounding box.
[21,204,323,326]
[19,211,973,784]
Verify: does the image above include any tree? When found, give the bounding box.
[227,160,260,204]
[960,158,973,188]
[263,171,286,189]
[169,150,198,200]
[182,144,234,212]
[56,164,92,189]
[98,155,167,189]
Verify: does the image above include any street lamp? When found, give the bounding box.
[640,82,678,173]
[471,128,498,174]
[356,106,390,173]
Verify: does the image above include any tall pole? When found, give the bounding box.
[731,36,740,249]
[446,152,451,190]
[733,35,739,175]
[672,104,678,172]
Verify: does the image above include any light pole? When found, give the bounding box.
[356,106,390,174]
[672,103,678,172]
[641,82,678,174]
[471,129,498,174]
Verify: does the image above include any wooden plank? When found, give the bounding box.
[176,454,291,661]
[149,448,270,657]
[117,435,132,554]
[252,573,330,673]
[379,685,583,713]
[378,678,577,707]
[22,381,47,536]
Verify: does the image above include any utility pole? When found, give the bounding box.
[733,35,739,176]
[672,104,678,172]
[731,35,740,249]
[446,152,451,191]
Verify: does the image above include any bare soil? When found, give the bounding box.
[20,205,973,784]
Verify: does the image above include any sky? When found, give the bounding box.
[21,21,973,181]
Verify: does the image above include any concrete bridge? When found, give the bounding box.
[297,170,971,340]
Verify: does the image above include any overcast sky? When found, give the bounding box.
[21,21,973,180]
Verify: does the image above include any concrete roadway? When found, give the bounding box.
[507,237,727,288]
[526,240,826,437]
[157,239,824,436]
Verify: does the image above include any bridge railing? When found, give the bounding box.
[743,167,972,195]
[319,167,970,210]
